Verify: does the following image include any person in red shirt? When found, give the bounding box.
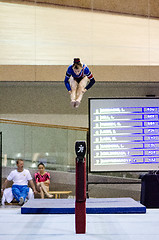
[35,162,53,199]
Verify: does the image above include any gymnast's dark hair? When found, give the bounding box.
[38,162,45,167]
[73,58,82,68]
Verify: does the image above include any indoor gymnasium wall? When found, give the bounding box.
[1,82,159,128]
[0,0,159,82]
[1,0,159,127]
[7,0,159,18]
[1,65,159,82]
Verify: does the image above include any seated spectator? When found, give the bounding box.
[2,159,37,205]
[2,187,34,205]
[35,162,53,199]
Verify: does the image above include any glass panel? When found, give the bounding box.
[1,124,25,166]
[0,132,2,199]
[0,122,87,172]
[31,127,69,171]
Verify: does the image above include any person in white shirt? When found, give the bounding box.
[2,159,37,205]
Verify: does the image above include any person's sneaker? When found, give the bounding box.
[19,197,24,206]
[24,198,28,203]
[75,101,80,108]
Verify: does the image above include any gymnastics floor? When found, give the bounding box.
[21,197,146,214]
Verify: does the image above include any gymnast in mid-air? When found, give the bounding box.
[64,58,95,108]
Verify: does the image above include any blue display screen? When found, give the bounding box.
[89,98,159,172]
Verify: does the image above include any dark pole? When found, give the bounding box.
[75,141,86,234]
[86,131,89,198]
